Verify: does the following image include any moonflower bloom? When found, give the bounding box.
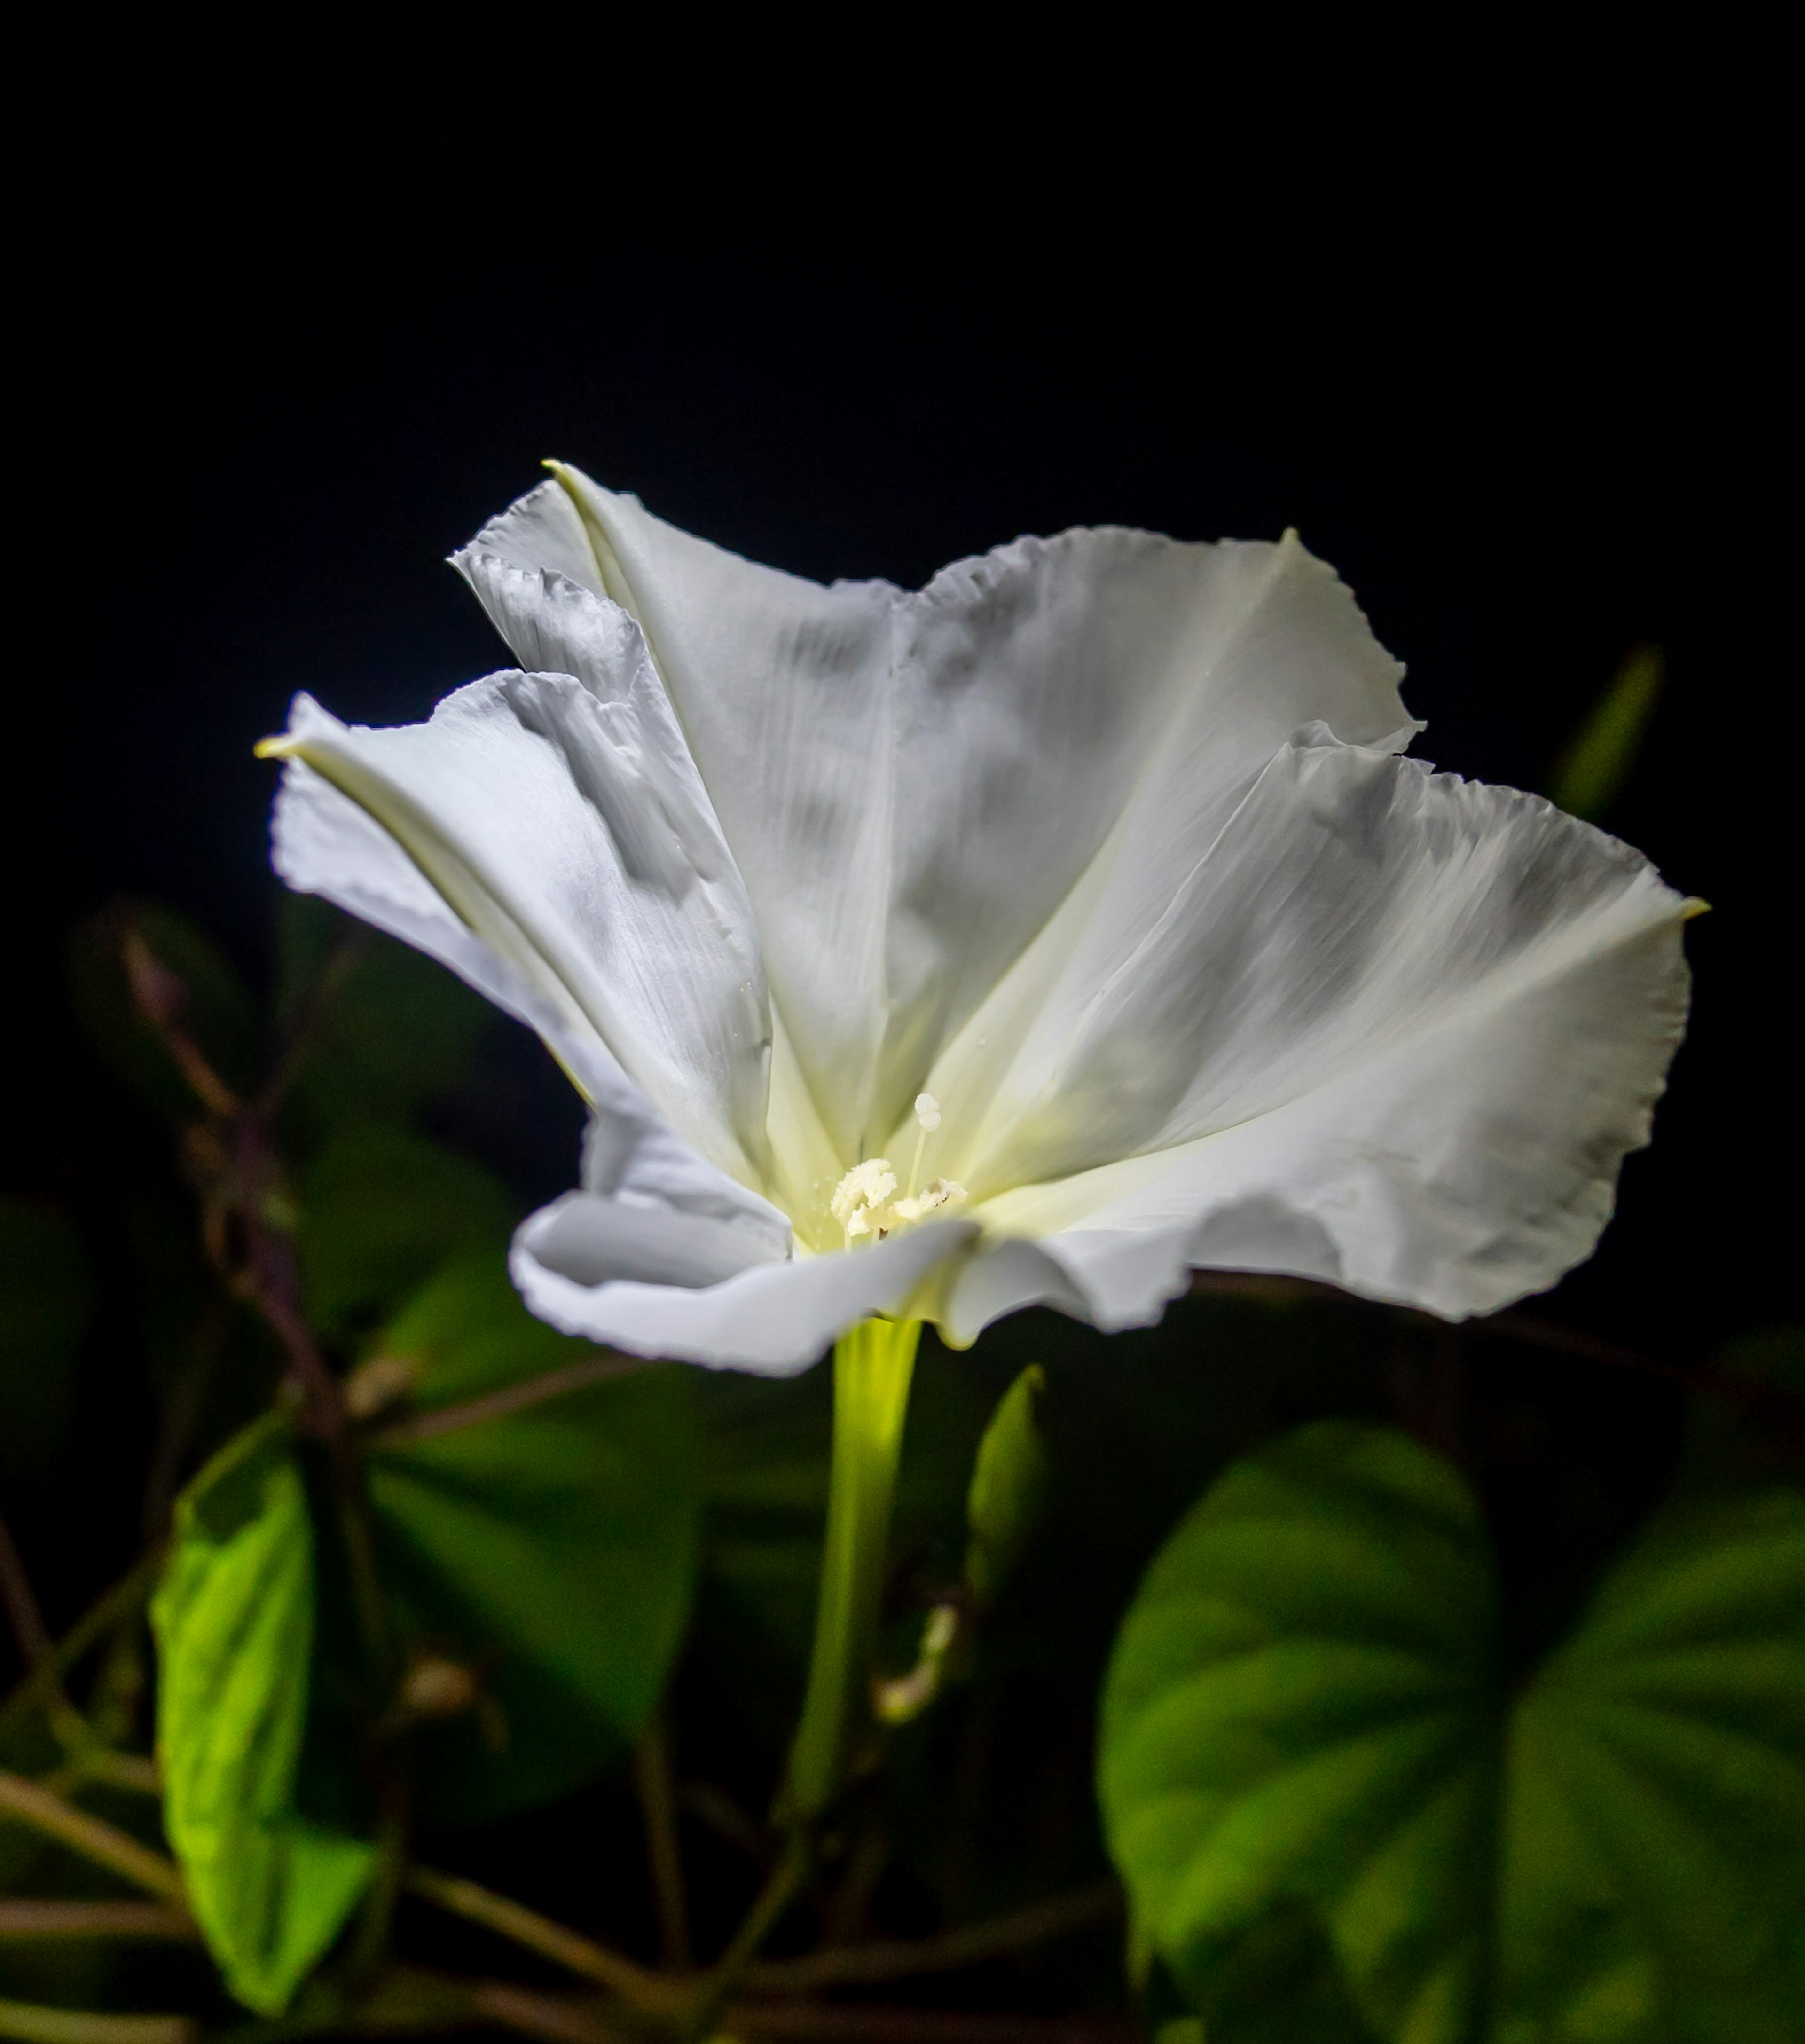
[261,467,1694,1377]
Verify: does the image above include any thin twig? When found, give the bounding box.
[0,1512,53,1673]
[256,924,375,1118]
[401,1867,675,2015]
[0,1773,188,1904]
[0,2002,195,2044]
[730,2009,1136,2044]
[367,1353,645,1449]
[632,1714,692,1970]
[745,1883,1122,1997]
[679,1779,777,1867]
[467,1986,623,2044]
[733,2009,1135,2044]
[0,1549,166,1748]
[0,1902,196,1941]
[709,1831,809,1983]
[1188,1271,1805,1433]
[465,1993,1137,2044]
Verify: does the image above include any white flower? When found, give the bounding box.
[261,466,1694,1375]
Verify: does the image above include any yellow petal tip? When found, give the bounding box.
[254,735,296,761]
[1681,896,1712,921]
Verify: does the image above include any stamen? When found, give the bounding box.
[890,1178,968,1225]
[831,1140,966,1244]
[832,1158,898,1242]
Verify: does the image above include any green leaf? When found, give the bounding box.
[151,1415,375,2014]
[1499,1491,1805,2042]
[965,1363,1051,1607]
[276,898,492,1136]
[1673,1327,1805,1498]
[298,1127,517,1343]
[364,1256,701,1824]
[1099,1423,1805,2043]
[1546,646,1663,824]
[0,1199,92,1482]
[1099,1422,1497,2042]
[67,902,260,1119]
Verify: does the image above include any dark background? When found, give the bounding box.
[11,213,1785,1356]
[1,176,1796,2008]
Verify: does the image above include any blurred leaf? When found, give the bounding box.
[67,902,259,1120]
[276,898,491,1138]
[1674,1327,1805,1497]
[965,1364,1050,1608]
[696,1367,831,1663]
[1099,1423,1805,2043]
[1099,1422,1496,2042]
[365,1255,701,1824]
[151,1415,375,2014]
[297,1127,517,1344]
[0,1199,92,1481]
[1546,646,1663,824]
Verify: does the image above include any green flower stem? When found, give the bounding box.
[784,1317,923,1822]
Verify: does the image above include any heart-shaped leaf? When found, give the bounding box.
[1099,1422,1805,2043]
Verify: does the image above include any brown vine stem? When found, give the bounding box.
[0,2002,195,2044]
[1187,1271,1805,1433]
[367,1352,645,1448]
[632,1713,692,1970]
[0,1512,53,1674]
[0,1902,195,1941]
[743,1882,1122,1997]
[0,1550,166,1750]
[401,1867,679,2018]
[469,1985,628,2044]
[731,2011,1137,2044]
[468,1993,1137,2044]
[697,1831,808,2019]
[0,1773,188,1906]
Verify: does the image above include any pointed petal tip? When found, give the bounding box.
[1682,896,1712,921]
[253,734,296,761]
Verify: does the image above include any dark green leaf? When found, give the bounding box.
[151,1415,374,2014]
[1499,1491,1805,2042]
[67,902,260,1119]
[298,1127,517,1344]
[965,1363,1050,1607]
[1546,646,1663,823]
[276,898,492,1136]
[0,1198,92,1481]
[1099,1424,1805,2043]
[1674,1327,1805,1498]
[365,1256,701,1824]
[1099,1423,1497,2043]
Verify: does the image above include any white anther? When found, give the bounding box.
[890,1179,968,1225]
[832,1158,898,1242]
[914,1092,942,1132]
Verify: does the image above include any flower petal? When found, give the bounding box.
[469,473,1414,1165]
[938,747,1692,1336]
[265,658,773,1189]
[511,1212,978,1374]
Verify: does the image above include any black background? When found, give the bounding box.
[1,148,1796,2002]
[8,198,1789,1361]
